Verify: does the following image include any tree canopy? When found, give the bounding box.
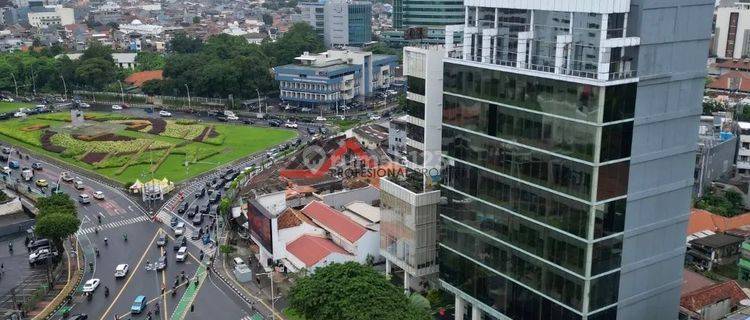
[695,189,746,217]
[288,262,430,320]
[35,193,80,248]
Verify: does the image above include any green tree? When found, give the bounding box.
[219,244,235,258]
[169,33,203,54]
[141,79,163,95]
[288,262,430,320]
[81,41,114,63]
[35,213,80,249]
[193,16,201,24]
[264,22,324,65]
[36,193,76,215]
[695,190,746,217]
[262,13,274,26]
[219,198,231,216]
[75,57,116,90]
[135,52,166,71]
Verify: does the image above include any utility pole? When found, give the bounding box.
[117,80,125,105]
[255,89,261,114]
[60,74,67,101]
[30,66,36,96]
[185,84,191,110]
[10,73,18,97]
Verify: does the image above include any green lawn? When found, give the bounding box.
[0,101,34,114]
[0,113,296,185]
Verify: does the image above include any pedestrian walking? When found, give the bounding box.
[8,241,12,254]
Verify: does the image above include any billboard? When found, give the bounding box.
[247,200,273,254]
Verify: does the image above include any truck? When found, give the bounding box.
[21,168,33,181]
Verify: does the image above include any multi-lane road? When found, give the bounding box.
[0,107,318,320]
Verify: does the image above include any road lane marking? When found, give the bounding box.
[98,231,160,320]
[161,234,168,320]
[75,216,149,235]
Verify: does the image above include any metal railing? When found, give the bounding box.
[445,45,637,81]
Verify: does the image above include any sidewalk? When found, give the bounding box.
[212,239,288,320]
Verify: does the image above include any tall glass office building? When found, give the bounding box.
[436,0,714,319]
[393,0,464,29]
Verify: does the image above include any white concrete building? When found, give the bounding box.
[380,46,444,292]
[738,121,750,175]
[715,2,750,59]
[28,6,74,28]
[118,19,163,36]
[300,201,380,264]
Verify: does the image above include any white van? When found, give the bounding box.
[78,194,90,204]
[233,257,246,268]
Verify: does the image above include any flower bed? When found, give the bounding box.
[41,130,65,153]
[51,133,171,157]
[147,118,167,134]
[114,119,152,132]
[161,121,206,140]
[81,152,108,164]
[72,133,135,142]
[20,124,49,132]
[192,127,211,142]
[94,154,130,168]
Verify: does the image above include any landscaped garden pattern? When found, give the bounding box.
[0,112,296,184]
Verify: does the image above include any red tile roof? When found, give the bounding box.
[707,71,750,93]
[301,201,366,243]
[124,70,163,87]
[681,270,716,296]
[713,59,750,72]
[680,280,748,313]
[286,234,350,267]
[688,208,750,234]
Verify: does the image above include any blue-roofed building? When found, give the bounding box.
[273,50,397,106]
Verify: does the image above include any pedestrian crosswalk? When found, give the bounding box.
[75,216,149,235]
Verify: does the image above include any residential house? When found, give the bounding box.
[680,280,749,320]
[687,233,744,271]
[300,200,380,264]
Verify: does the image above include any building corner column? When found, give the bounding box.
[471,304,482,320]
[455,296,465,320]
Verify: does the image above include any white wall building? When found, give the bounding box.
[716,2,750,59]
[28,6,74,28]
[738,121,750,175]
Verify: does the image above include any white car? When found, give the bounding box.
[284,122,298,128]
[159,110,172,117]
[369,114,381,121]
[82,278,100,292]
[174,222,185,236]
[114,264,129,278]
[79,102,90,108]
[61,172,74,182]
[92,191,105,200]
[176,247,188,262]
[315,116,327,122]
[227,115,239,121]
[1,167,10,175]
[111,105,122,110]
[28,248,51,261]
[13,112,26,118]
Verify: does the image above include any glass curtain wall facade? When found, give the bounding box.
[439,0,714,319]
[393,0,464,29]
[440,61,628,319]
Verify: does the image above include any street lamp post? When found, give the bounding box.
[30,66,36,96]
[255,89,261,114]
[117,80,125,105]
[9,73,18,97]
[59,75,67,101]
[257,271,278,320]
[185,84,191,110]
